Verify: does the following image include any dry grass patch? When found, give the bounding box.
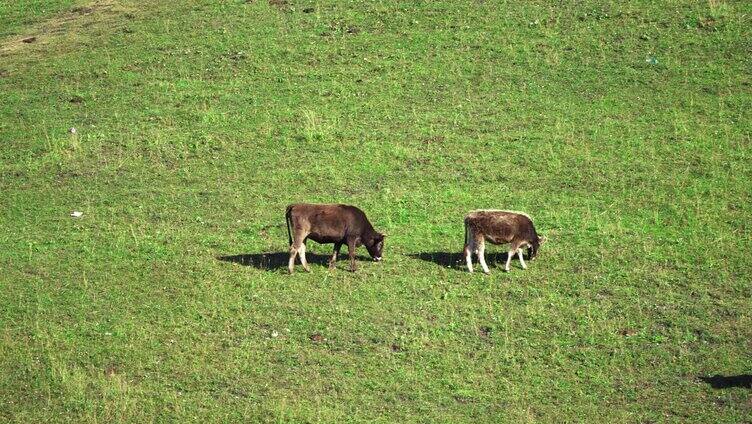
[0,0,135,58]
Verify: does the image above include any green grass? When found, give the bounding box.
[1,0,751,422]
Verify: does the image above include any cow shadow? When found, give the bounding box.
[699,374,752,389]
[407,251,513,270]
[217,252,371,270]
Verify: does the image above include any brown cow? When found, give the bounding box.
[285,203,385,273]
[463,210,545,274]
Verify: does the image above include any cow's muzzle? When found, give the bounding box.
[374,257,382,262]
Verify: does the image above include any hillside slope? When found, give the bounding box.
[1,1,750,422]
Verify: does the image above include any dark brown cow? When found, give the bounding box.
[463,210,545,274]
[285,203,385,273]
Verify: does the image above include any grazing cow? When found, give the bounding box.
[285,203,385,273]
[463,210,545,274]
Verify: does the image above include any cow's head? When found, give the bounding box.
[528,235,546,260]
[365,233,386,261]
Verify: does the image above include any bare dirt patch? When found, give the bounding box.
[104,364,118,377]
[618,328,637,337]
[422,135,445,145]
[478,326,492,339]
[268,0,289,10]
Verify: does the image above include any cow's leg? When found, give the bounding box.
[464,240,474,273]
[517,247,527,270]
[505,241,522,272]
[299,242,311,272]
[288,244,298,274]
[477,239,490,275]
[504,251,513,272]
[347,239,358,272]
[329,243,342,269]
[288,229,307,274]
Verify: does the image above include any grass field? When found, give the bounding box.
[1,0,751,422]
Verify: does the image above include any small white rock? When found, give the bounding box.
[71,211,83,218]
[69,127,77,134]
[271,331,279,338]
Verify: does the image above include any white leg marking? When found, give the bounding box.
[288,246,298,273]
[299,244,310,272]
[478,241,490,274]
[505,250,513,272]
[518,248,527,270]
[465,245,474,273]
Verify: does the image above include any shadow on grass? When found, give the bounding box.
[217,252,371,270]
[407,251,513,270]
[699,374,752,389]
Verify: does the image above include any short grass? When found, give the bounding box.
[1,0,751,422]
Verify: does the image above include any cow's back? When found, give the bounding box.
[466,210,535,244]
[288,203,364,242]
[312,205,352,233]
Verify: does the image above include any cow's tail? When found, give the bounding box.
[285,205,294,247]
[463,217,470,250]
